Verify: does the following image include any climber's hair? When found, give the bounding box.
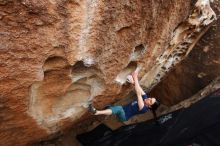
[149,100,160,111]
[149,99,160,125]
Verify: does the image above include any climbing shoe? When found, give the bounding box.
[88,104,97,114]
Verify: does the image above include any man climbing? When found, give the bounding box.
[88,69,160,122]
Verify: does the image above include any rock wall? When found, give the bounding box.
[150,1,220,105]
[0,0,216,145]
[140,0,217,90]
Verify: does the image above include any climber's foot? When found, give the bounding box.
[88,103,97,114]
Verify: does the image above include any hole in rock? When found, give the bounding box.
[71,61,106,98]
[115,61,137,84]
[29,59,106,128]
[130,44,146,61]
[43,56,69,72]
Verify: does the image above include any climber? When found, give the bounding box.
[88,69,160,122]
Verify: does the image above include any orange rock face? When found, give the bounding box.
[150,1,220,106]
[0,0,216,145]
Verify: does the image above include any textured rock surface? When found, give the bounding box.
[31,77,220,146]
[151,1,220,105]
[141,0,217,90]
[0,0,217,145]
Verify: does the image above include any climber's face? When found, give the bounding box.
[144,97,156,107]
